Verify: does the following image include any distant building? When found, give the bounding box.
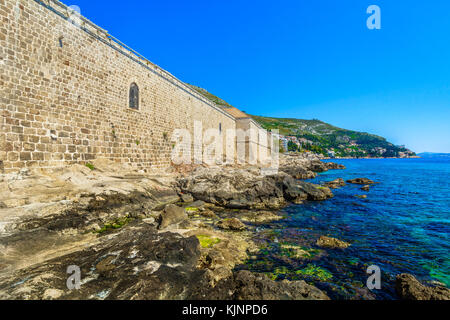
[280,138,288,151]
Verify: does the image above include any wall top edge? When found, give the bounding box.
[34,0,236,121]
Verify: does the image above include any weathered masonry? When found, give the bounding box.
[0,0,271,173]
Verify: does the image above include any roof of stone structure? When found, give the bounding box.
[223,107,250,119]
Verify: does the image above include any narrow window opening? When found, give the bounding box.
[58,36,64,48]
[129,83,139,110]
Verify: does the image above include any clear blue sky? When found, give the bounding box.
[67,0,450,153]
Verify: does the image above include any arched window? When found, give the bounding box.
[129,83,139,110]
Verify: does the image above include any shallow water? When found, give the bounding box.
[238,158,450,300]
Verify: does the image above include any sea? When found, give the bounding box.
[239,158,450,300]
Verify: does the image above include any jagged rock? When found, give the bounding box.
[361,185,370,191]
[278,156,345,180]
[316,236,351,249]
[194,270,330,300]
[279,166,317,180]
[177,167,333,210]
[158,204,187,229]
[217,218,246,231]
[307,160,329,173]
[297,182,333,201]
[347,178,376,185]
[325,178,346,189]
[233,271,329,300]
[180,193,194,203]
[396,274,450,300]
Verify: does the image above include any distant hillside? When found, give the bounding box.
[418,152,450,158]
[186,84,415,158]
[251,115,416,158]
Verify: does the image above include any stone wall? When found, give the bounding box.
[0,0,237,173]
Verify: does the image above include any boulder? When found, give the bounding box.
[307,160,329,173]
[240,211,283,224]
[296,182,333,201]
[347,178,376,185]
[217,218,247,231]
[325,178,346,189]
[180,193,194,203]
[396,273,450,300]
[316,236,351,249]
[158,204,187,229]
[199,209,218,218]
[361,185,370,191]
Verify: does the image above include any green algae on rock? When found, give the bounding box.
[295,264,333,281]
[268,266,291,281]
[196,235,221,248]
[280,244,322,260]
[95,216,133,234]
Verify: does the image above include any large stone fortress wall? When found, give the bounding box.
[0,0,238,172]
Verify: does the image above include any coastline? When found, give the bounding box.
[323,156,421,160]
[0,155,447,300]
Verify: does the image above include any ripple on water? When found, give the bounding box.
[239,158,450,299]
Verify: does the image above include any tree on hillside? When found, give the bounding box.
[288,141,299,152]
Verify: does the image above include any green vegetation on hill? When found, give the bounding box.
[185,84,415,158]
[187,84,234,109]
[251,115,416,158]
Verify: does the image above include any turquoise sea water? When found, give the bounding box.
[240,158,450,300]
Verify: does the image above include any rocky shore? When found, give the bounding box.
[0,155,448,300]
